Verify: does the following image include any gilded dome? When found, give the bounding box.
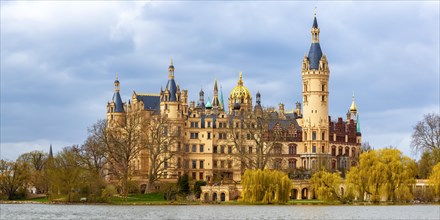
[230,72,251,100]
[350,93,357,112]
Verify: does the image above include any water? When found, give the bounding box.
[1,204,439,220]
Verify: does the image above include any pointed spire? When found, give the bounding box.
[49,144,53,158]
[206,96,212,109]
[168,58,175,79]
[350,92,357,112]
[238,72,243,86]
[114,73,120,92]
[220,86,225,110]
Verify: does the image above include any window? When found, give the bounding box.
[332,146,336,156]
[199,145,204,153]
[289,145,297,155]
[352,148,356,157]
[199,172,204,180]
[192,160,197,169]
[164,161,168,169]
[322,96,325,102]
[207,122,211,128]
[177,142,181,152]
[190,132,199,139]
[345,147,350,156]
[274,159,282,169]
[247,133,252,140]
[288,159,296,169]
[192,172,196,180]
[219,133,227,139]
[213,145,218,154]
[274,145,282,155]
[227,160,232,169]
[338,147,343,156]
[177,158,181,168]
[220,160,225,168]
[221,146,225,154]
[312,132,316,140]
[200,160,204,169]
[322,85,325,91]
[228,146,232,154]
[184,159,189,169]
[164,144,168,153]
[312,146,316,153]
[248,146,253,154]
[207,132,211,139]
[190,122,198,128]
[321,146,325,153]
[213,160,218,168]
[185,144,189,153]
[192,145,197,152]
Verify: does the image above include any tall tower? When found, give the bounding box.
[160,59,184,119]
[301,12,330,169]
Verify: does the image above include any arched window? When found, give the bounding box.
[331,146,336,156]
[321,146,325,153]
[352,148,356,157]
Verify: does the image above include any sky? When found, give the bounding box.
[1,1,439,161]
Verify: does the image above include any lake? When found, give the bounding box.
[1,204,439,219]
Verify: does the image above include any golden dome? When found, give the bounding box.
[350,93,357,112]
[230,72,251,100]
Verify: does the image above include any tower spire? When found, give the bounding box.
[238,72,243,86]
[168,58,175,79]
[114,73,120,92]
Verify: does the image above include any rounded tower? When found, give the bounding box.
[301,13,330,169]
[228,72,252,113]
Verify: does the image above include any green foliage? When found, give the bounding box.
[241,169,291,204]
[177,174,190,195]
[429,162,440,197]
[310,170,344,201]
[417,149,440,179]
[193,181,207,199]
[345,148,416,202]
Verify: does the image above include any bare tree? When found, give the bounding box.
[361,142,373,153]
[411,113,440,153]
[106,111,148,199]
[229,109,281,171]
[144,115,177,192]
[79,119,107,175]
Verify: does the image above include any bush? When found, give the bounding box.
[177,174,190,195]
[193,181,207,199]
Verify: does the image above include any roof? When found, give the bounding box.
[268,118,302,131]
[112,91,124,112]
[165,79,177,101]
[312,16,318,28]
[136,94,160,110]
[308,43,322,70]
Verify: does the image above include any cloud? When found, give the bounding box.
[1,1,439,160]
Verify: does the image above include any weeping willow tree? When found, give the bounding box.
[310,170,344,201]
[241,169,291,204]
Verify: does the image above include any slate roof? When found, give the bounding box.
[165,79,177,101]
[312,16,318,28]
[308,43,322,70]
[112,91,124,112]
[136,94,160,111]
[268,118,302,131]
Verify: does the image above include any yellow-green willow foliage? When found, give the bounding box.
[346,148,416,202]
[429,162,440,197]
[241,169,291,204]
[310,170,343,201]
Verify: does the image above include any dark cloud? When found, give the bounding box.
[1,1,438,160]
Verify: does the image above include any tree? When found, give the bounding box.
[241,169,291,204]
[193,181,207,199]
[411,113,440,153]
[177,173,190,195]
[47,146,86,202]
[361,142,373,152]
[229,109,284,171]
[144,115,177,193]
[106,111,149,199]
[345,148,416,202]
[17,151,48,193]
[429,162,440,197]
[310,170,345,202]
[75,120,108,201]
[0,160,30,200]
[417,148,440,179]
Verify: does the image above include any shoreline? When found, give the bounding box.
[1,200,438,206]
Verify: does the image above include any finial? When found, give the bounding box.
[314,6,317,17]
[170,58,173,66]
[238,71,243,85]
[116,72,118,80]
[352,91,355,101]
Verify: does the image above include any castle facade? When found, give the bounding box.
[106,14,362,193]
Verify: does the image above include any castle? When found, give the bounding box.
[106,14,362,197]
